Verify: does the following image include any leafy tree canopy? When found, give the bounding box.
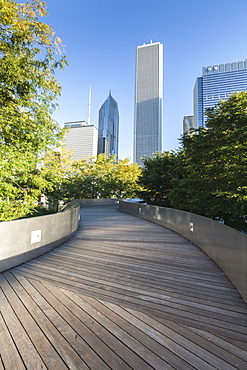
[0,0,67,221]
[138,92,247,231]
[180,91,247,230]
[65,154,142,200]
[137,151,184,207]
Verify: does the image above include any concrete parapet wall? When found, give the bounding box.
[119,200,247,303]
[0,206,80,272]
[78,198,119,207]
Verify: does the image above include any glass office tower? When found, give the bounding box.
[133,41,163,165]
[98,91,119,158]
[194,60,247,128]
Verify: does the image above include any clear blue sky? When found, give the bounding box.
[43,0,247,160]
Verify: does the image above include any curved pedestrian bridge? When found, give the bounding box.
[1,206,247,369]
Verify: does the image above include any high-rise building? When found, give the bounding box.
[183,115,195,134]
[98,91,119,158]
[194,59,247,128]
[64,121,98,160]
[133,41,163,165]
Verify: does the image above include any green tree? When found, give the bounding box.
[39,147,74,211]
[136,92,247,231]
[65,155,113,199]
[111,158,142,198]
[65,154,142,200]
[137,151,183,207]
[0,0,67,221]
[181,91,247,230]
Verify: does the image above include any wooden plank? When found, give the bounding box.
[0,356,4,370]
[14,265,247,343]
[1,272,78,370]
[44,234,229,266]
[183,325,247,363]
[99,300,240,370]
[14,263,247,331]
[39,279,154,370]
[32,255,246,311]
[122,309,241,370]
[13,273,127,370]
[104,302,246,370]
[20,257,247,314]
[36,248,238,296]
[60,288,166,370]
[0,312,26,370]
[63,292,239,370]
[0,277,46,369]
[47,242,230,274]
[24,259,234,302]
[14,258,229,304]
[34,246,234,287]
[16,261,247,329]
[80,296,195,370]
[34,251,243,307]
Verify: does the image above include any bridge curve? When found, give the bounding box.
[0,205,247,369]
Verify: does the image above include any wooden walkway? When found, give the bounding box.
[0,206,247,369]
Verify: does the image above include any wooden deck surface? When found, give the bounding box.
[0,205,247,369]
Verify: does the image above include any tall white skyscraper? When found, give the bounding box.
[133,41,163,165]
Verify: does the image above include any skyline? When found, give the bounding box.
[41,0,247,161]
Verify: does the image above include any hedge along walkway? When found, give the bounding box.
[0,205,247,369]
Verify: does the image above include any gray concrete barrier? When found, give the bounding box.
[78,198,119,207]
[119,200,247,303]
[0,205,80,272]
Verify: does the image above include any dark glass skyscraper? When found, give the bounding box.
[194,60,247,128]
[133,41,163,165]
[98,91,119,158]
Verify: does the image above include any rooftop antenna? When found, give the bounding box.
[87,86,91,125]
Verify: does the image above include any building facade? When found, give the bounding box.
[133,41,163,165]
[183,115,195,134]
[64,121,98,160]
[97,92,119,158]
[194,60,247,128]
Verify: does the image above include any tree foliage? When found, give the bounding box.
[65,154,142,200]
[0,0,67,221]
[38,147,74,211]
[180,91,247,230]
[137,151,184,207]
[139,92,247,231]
